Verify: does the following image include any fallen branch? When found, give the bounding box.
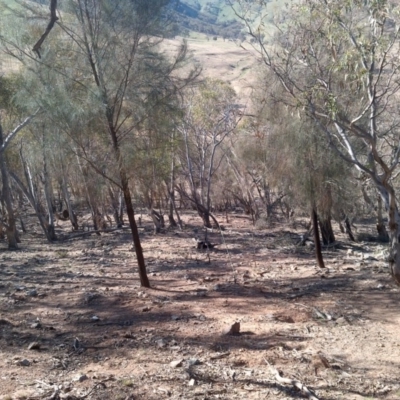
[264,359,320,400]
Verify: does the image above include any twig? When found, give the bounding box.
[264,359,321,400]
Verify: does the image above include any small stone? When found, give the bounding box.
[27,289,38,297]
[141,306,151,312]
[16,359,30,367]
[171,315,180,321]
[28,342,40,350]
[187,358,201,366]
[73,374,88,382]
[170,359,183,368]
[188,378,196,386]
[31,322,42,329]
[91,315,100,322]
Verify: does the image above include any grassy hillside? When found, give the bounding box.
[166,33,258,101]
[181,0,239,24]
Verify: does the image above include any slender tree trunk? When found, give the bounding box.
[107,115,150,287]
[0,120,18,249]
[12,160,52,241]
[121,171,150,287]
[312,207,325,268]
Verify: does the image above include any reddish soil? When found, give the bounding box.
[0,212,399,400]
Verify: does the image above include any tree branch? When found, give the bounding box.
[32,0,59,58]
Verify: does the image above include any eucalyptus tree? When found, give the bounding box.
[233,0,400,283]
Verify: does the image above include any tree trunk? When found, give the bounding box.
[106,112,150,287]
[0,120,18,249]
[312,207,325,268]
[11,162,52,242]
[121,172,150,287]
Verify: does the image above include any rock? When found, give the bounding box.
[226,322,240,335]
[171,315,181,321]
[73,374,88,382]
[141,306,151,312]
[188,378,196,386]
[28,342,40,350]
[16,359,30,366]
[31,322,42,329]
[27,289,38,297]
[170,359,183,368]
[91,315,100,322]
[187,358,201,366]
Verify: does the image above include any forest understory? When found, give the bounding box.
[0,211,399,400]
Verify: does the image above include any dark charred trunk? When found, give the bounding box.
[312,208,325,268]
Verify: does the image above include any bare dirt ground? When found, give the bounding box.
[0,211,400,400]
